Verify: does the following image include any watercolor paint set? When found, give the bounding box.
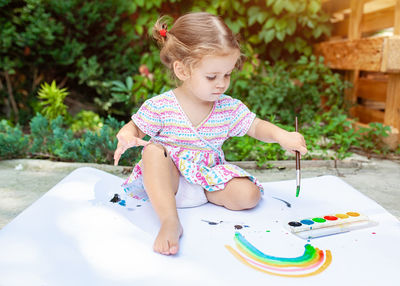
[286,211,376,239]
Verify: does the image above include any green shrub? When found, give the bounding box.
[0,120,29,159]
[1,0,331,124]
[69,110,104,133]
[27,113,141,165]
[357,122,391,155]
[230,55,349,126]
[37,80,69,120]
[192,0,331,61]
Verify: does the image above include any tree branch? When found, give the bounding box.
[0,76,11,118]
[3,71,19,122]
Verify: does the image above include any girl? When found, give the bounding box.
[113,12,307,256]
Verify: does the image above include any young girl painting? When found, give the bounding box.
[113,12,307,256]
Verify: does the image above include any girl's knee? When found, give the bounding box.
[225,178,261,210]
[241,182,261,209]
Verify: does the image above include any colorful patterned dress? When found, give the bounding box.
[122,90,263,194]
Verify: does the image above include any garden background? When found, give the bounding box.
[1,0,399,167]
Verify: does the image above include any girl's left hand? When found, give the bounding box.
[278,131,307,156]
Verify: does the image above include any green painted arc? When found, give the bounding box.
[234,232,318,265]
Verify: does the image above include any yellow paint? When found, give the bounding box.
[335,213,349,219]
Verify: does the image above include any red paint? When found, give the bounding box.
[324,215,338,221]
[372,232,376,234]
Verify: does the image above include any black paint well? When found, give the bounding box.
[288,221,302,227]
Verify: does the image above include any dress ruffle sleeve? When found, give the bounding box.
[228,98,256,137]
[131,98,162,137]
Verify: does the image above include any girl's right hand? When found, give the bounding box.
[113,133,149,166]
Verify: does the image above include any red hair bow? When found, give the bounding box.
[159,29,167,37]
[159,24,167,37]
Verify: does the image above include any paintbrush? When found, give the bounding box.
[295,116,301,197]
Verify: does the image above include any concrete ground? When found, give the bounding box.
[1,157,399,229]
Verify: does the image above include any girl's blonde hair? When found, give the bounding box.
[152,12,244,76]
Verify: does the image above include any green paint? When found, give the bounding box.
[233,232,318,265]
[266,230,271,232]
[312,217,326,223]
[296,186,300,197]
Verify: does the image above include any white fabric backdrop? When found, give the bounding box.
[0,167,399,286]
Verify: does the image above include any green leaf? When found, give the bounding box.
[273,0,285,15]
[264,17,276,29]
[261,29,275,43]
[135,24,143,35]
[248,34,261,44]
[275,18,287,31]
[110,81,126,90]
[285,0,298,13]
[257,12,268,24]
[248,6,261,26]
[126,76,133,90]
[312,26,323,38]
[276,30,285,41]
[286,17,297,35]
[308,0,321,14]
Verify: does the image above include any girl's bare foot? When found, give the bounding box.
[153,218,183,255]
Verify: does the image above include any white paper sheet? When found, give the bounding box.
[0,167,399,286]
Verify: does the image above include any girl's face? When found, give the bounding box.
[181,50,240,103]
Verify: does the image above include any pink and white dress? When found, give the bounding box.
[122,90,263,194]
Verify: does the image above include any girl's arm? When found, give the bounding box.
[114,121,149,165]
[118,120,147,139]
[246,118,307,155]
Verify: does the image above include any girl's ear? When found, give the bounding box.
[173,61,190,81]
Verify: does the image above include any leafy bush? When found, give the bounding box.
[0,114,139,164]
[356,122,391,155]
[69,110,104,133]
[192,0,331,60]
[0,120,29,159]
[230,55,349,126]
[223,106,394,165]
[0,0,148,123]
[1,0,394,163]
[1,0,331,125]
[28,113,140,164]
[106,49,174,115]
[223,132,288,165]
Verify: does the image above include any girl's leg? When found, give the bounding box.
[141,143,181,255]
[205,177,261,211]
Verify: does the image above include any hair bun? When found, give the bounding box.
[152,17,170,46]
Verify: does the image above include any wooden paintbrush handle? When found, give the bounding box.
[295,116,300,170]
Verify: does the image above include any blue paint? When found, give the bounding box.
[300,219,314,225]
[118,200,126,206]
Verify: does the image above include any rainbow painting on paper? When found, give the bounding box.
[225,232,332,278]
